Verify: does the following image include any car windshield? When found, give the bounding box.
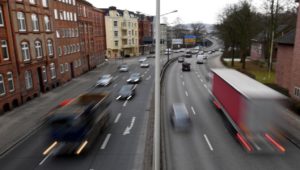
[101,75,111,79]
[120,85,132,93]
[130,73,140,78]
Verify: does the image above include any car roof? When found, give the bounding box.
[130,73,140,76]
[172,103,189,118]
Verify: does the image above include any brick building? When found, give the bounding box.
[53,0,83,84]
[8,0,58,103]
[77,0,106,71]
[290,0,300,100]
[138,14,153,55]
[0,1,22,113]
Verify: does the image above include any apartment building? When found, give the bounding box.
[53,0,82,83]
[8,0,58,102]
[77,0,106,71]
[138,14,153,55]
[104,6,139,58]
[0,1,22,114]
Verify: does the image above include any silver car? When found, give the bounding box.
[140,62,150,68]
[119,64,129,72]
[170,103,191,131]
[96,74,113,86]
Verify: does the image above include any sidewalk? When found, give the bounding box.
[0,62,118,156]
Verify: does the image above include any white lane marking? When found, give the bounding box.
[191,106,196,115]
[185,91,189,97]
[204,84,208,89]
[39,153,52,165]
[146,75,152,80]
[123,117,136,135]
[113,84,118,88]
[133,84,138,89]
[182,81,185,86]
[204,134,214,151]
[200,79,203,82]
[100,134,112,149]
[123,100,128,107]
[114,113,122,123]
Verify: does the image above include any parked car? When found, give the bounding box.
[182,62,191,71]
[127,73,142,84]
[119,64,129,72]
[178,57,185,63]
[116,85,136,100]
[140,62,150,68]
[170,103,191,131]
[96,74,113,86]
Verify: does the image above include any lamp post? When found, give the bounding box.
[154,6,178,170]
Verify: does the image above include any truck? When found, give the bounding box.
[210,69,286,153]
[44,92,111,155]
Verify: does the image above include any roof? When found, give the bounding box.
[275,29,295,45]
[212,69,286,99]
[100,7,138,17]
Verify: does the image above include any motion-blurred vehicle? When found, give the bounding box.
[96,74,113,87]
[116,84,136,100]
[147,55,155,58]
[178,57,184,63]
[127,73,141,84]
[196,54,205,64]
[138,57,147,63]
[140,62,150,68]
[182,62,191,71]
[170,103,191,131]
[45,92,111,155]
[184,52,192,58]
[119,64,129,72]
[210,69,287,153]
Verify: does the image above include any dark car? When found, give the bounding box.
[170,103,191,131]
[178,57,184,63]
[116,85,136,100]
[182,62,191,71]
[127,73,142,84]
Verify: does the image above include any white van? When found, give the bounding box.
[196,54,205,64]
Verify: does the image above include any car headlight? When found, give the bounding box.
[135,79,139,82]
[127,79,131,82]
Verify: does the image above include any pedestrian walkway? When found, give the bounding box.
[0,62,118,156]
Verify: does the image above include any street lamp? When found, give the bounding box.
[154,4,178,170]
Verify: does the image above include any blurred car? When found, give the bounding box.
[119,64,129,72]
[173,49,181,53]
[196,54,205,64]
[127,73,142,84]
[138,57,147,63]
[178,57,185,63]
[140,62,150,68]
[184,52,192,58]
[116,84,136,100]
[179,48,185,52]
[147,55,155,58]
[182,62,191,71]
[170,103,191,131]
[96,74,113,86]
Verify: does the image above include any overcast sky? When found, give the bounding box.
[86,0,265,25]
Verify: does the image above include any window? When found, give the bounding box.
[42,0,48,8]
[42,66,47,82]
[74,60,78,68]
[21,42,30,61]
[1,40,9,60]
[56,30,60,38]
[29,0,36,5]
[114,41,118,47]
[73,0,76,5]
[34,40,43,58]
[17,12,26,31]
[295,87,300,98]
[63,46,67,55]
[78,59,81,66]
[0,74,5,95]
[24,70,33,90]
[114,21,118,27]
[59,11,63,20]
[58,47,62,56]
[31,14,39,31]
[65,63,69,72]
[7,72,14,92]
[54,9,58,19]
[44,16,51,31]
[47,39,53,56]
[49,63,56,79]
[0,6,4,27]
[74,13,77,22]
[114,31,118,37]
[60,64,64,73]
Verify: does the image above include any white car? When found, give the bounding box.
[138,57,147,63]
[96,74,113,86]
[196,54,205,64]
[119,64,129,72]
[140,62,150,68]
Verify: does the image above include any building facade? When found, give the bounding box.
[53,0,82,84]
[0,1,22,113]
[8,0,58,103]
[77,0,106,71]
[104,6,139,58]
[138,14,153,55]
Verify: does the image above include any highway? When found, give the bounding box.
[0,57,156,170]
[161,40,300,170]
